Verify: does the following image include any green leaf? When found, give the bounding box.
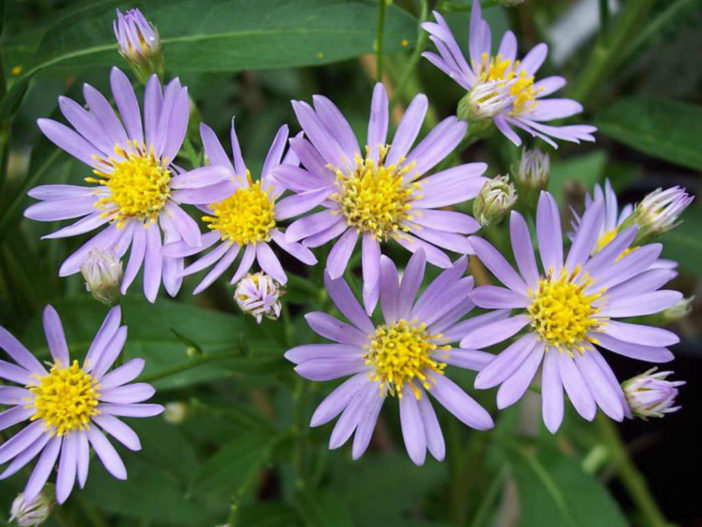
[20,295,286,390]
[2,0,415,117]
[548,151,607,202]
[296,488,355,527]
[661,206,702,276]
[505,443,628,527]
[596,97,702,171]
[238,503,302,527]
[190,430,280,498]
[334,454,447,525]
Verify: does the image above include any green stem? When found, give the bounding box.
[139,349,245,383]
[442,0,501,11]
[572,0,657,103]
[376,0,387,82]
[599,0,610,35]
[389,0,429,109]
[469,464,508,527]
[597,416,668,527]
[621,0,694,59]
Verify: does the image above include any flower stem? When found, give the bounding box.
[572,0,657,103]
[139,348,246,384]
[596,416,669,527]
[376,0,387,83]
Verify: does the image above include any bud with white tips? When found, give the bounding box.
[81,248,123,306]
[234,272,283,324]
[473,175,518,227]
[113,8,164,83]
[513,148,549,190]
[625,186,694,244]
[9,490,53,527]
[623,368,684,420]
[661,295,694,324]
[501,0,525,6]
[458,80,514,124]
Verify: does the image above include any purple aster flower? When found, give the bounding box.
[276,83,486,313]
[285,250,501,464]
[24,68,233,302]
[114,8,160,60]
[163,122,317,293]
[234,272,283,324]
[462,191,682,433]
[0,305,164,504]
[622,368,684,420]
[113,9,163,82]
[571,180,680,270]
[422,1,597,147]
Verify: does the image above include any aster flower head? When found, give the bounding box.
[625,186,694,243]
[422,1,596,147]
[81,248,123,306]
[234,272,283,324]
[622,368,684,420]
[0,305,164,504]
[113,9,163,82]
[473,175,517,226]
[163,122,317,293]
[512,148,549,190]
[9,490,53,526]
[24,68,233,302]
[571,180,680,270]
[276,83,487,314]
[285,250,502,465]
[462,191,682,433]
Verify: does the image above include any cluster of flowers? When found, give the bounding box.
[0,2,692,520]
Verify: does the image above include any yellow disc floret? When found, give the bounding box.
[594,228,633,259]
[203,171,276,246]
[332,146,420,241]
[363,319,448,398]
[474,52,541,116]
[28,360,100,436]
[90,141,171,227]
[527,268,606,354]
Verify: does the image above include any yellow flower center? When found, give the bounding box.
[527,268,606,354]
[90,142,171,227]
[363,319,448,398]
[331,146,420,241]
[203,172,276,246]
[28,361,100,436]
[475,53,540,116]
[594,228,633,259]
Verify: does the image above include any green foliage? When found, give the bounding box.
[596,97,702,171]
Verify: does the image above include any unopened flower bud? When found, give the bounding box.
[81,248,123,306]
[473,175,517,227]
[113,8,163,83]
[513,148,549,190]
[458,80,514,124]
[234,272,283,324]
[163,402,188,424]
[10,490,53,527]
[501,0,525,6]
[661,295,694,323]
[625,186,694,244]
[623,368,684,420]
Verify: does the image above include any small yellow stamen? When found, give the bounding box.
[90,141,171,227]
[527,267,607,354]
[203,171,276,245]
[28,361,99,436]
[363,319,448,398]
[474,52,541,116]
[594,228,633,259]
[331,145,420,241]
